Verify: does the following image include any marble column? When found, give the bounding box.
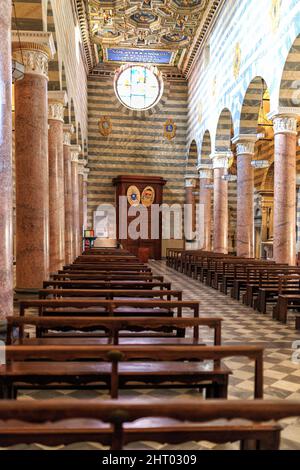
[63,125,74,264]
[78,159,87,255]
[232,135,256,258]
[198,165,213,251]
[48,91,67,272]
[269,112,298,265]
[260,190,274,243]
[184,176,197,249]
[83,168,89,230]
[0,2,13,319]
[13,32,55,291]
[70,145,81,258]
[212,152,230,254]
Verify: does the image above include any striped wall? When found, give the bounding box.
[187,0,300,150]
[87,72,188,243]
[185,0,300,253]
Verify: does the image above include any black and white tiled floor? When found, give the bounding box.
[2,260,300,450]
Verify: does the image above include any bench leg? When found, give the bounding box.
[0,381,14,399]
[240,439,258,450]
[277,298,288,324]
[206,379,228,399]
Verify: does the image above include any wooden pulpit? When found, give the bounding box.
[113,175,166,260]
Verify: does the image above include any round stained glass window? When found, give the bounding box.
[115,65,163,111]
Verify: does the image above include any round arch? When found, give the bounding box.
[279,33,300,108]
[215,108,234,152]
[200,130,211,164]
[186,140,198,174]
[239,76,270,135]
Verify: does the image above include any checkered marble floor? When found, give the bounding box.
[2,260,300,451]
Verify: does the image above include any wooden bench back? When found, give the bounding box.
[43,280,171,290]
[2,398,300,450]
[2,344,264,399]
[6,316,222,345]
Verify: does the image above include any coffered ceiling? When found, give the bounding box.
[77,0,223,75]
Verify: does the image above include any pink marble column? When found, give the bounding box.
[212,153,230,254]
[270,113,298,265]
[63,125,74,264]
[83,168,89,230]
[78,159,87,255]
[233,136,256,258]
[184,176,197,249]
[48,91,67,272]
[0,2,13,318]
[70,145,81,258]
[13,33,55,291]
[198,165,213,251]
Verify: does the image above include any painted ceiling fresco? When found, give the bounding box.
[88,0,210,66]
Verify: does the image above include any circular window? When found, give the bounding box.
[115,65,163,111]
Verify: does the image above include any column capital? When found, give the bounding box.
[12,31,55,80]
[232,134,257,155]
[268,108,300,136]
[83,168,90,182]
[78,159,87,175]
[210,151,233,170]
[70,145,81,163]
[184,175,197,188]
[197,163,213,180]
[63,124,74,146]
[48,91,68,123]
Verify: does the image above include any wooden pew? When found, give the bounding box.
[43,280,171,291]
[38,288,182,301]
[50,273,162,281]
[18,299,200,324]
[2,399,299,450]
[6,316,222,346]
[61,265,150,273]
[255,273,300,314]
[274,291,300,325]
[0,344,263,399]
